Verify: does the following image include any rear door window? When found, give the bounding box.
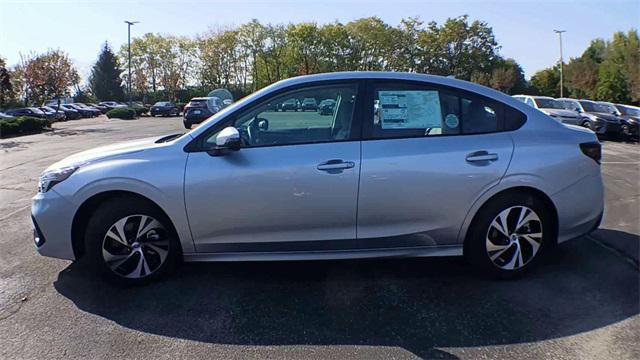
[366,81,506,139]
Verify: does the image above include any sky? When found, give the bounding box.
[1,0,638,82]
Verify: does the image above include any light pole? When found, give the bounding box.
[554,29,566,98]
[125,20,139,105]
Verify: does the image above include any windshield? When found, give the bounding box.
[30,108,45,114]
[534,98,563,109]
[154,102,169,106]
[579,101,609,113]
[41,106,55,112]
[600,103,618,114]
[617,105,640,116]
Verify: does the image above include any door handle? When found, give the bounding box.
[317,159,355,171]
[466,151,498,162]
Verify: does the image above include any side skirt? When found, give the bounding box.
[183,245,463,262]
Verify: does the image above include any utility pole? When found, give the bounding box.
[125,20,139,105]
[554,30,566,98]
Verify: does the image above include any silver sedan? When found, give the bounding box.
[32,72,604,285]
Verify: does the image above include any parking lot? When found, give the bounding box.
[0,116,638,359]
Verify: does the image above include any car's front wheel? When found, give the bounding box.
[84,197,179,285]
[465,192,553,279]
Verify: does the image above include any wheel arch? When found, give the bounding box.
[71,190,183,260]
[461,186,559,249]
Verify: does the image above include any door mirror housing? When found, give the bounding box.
[208,126,241,156]
[215,126,241,148]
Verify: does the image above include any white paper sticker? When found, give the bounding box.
[379,91,442,129]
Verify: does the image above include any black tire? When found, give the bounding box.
[464,192,554,279]
[83,197,179,286]
[184,122,192,129]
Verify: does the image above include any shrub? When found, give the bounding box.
[131,106,149,116]
[0,116,51,138]
[106,108,137,120]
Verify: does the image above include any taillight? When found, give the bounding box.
[580,142,601,164]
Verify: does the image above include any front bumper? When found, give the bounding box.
[594,121,621,135]
[622,121,639,137]
[31,190,76,260]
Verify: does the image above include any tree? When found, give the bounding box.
[0,55,15,107]
[89,42,124,101]
[596,59,630,102]
[418,15,499,79]
[530,67,561,97]
[565,57,599,98]
[490,58,526,94]
[18,50,79,106]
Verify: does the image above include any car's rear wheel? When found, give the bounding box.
[84,197,179,285]
[465,192,553,279]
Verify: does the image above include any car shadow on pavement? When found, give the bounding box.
[54,238,639,359]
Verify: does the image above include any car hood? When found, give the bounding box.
[586,112,620,121]
[45,136,161,172]
[539,108,579,118]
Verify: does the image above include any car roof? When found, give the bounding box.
[269,71,522,105]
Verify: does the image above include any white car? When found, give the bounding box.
[512,95,583,125]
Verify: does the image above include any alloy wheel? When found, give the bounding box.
[485,206,543,270]
[101,215,170,279]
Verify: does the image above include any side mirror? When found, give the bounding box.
[209,126,240,156]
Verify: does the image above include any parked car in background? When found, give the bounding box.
[57,104,83,119]
[612,104,640,139]
[183,97,222,129]
[279,98,300,111]
[32,72,604,285]
[301,97,318,111]
[556,98,622,136]
[150,102,180,117]
[222,99,233,108]
[512,95,582,125]
[98,101,127,110]
[65,104,96,118]
[87,103,109,114]
[5,107,48,119]
[318,99,336,115]
[0,112,16,120]
[73,103,102,117]
[40,106,67,121]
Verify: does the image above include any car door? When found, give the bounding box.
[184,82,363,252]
[357,80,515,248]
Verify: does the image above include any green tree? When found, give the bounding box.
[530,67,561,97]
[418,15,499,79]
[490,58,526,94]
[596,59,630,102]
[0,56,15,107]
[89,42,124,101]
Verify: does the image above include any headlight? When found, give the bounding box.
[38,166,79,193]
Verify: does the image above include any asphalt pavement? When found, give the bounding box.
[0,116,638,359]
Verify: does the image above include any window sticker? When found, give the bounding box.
[379,91,442,129]
[444,113,459,128]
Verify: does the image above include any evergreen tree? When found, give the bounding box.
[89,42,124,101]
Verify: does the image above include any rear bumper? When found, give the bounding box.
[552,173,604,243]
[184,112,212,124]
[31,190,76,260]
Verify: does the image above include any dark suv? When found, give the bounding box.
[301,97,318,111]
[150,102,179,117]
[612,103,639,140]
[183,97,222,129]
[557,98,622,137]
